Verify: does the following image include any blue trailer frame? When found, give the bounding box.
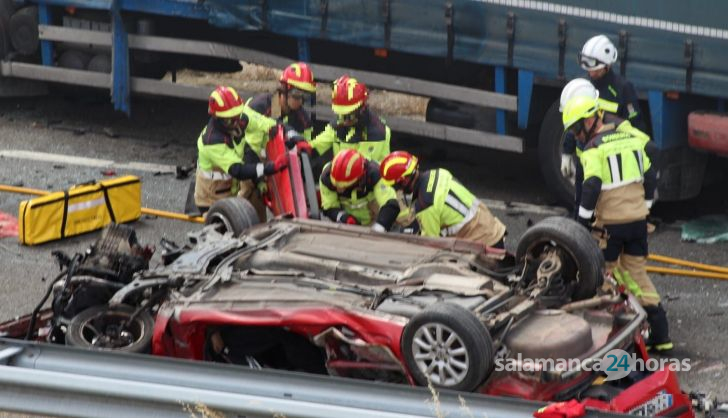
[7,0,728,201]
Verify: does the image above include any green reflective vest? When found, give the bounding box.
[241,103,279,158]
[413,169,478,237]
[580,130,651,189]
[319,162,397,225]
[309,110,391,162]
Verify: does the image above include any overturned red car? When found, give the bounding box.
[0,214,696,417]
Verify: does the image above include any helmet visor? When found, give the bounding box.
[578,53,604,71]
[288,88,311,101]
[337,111,359,125]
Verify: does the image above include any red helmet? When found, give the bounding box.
[330,149,366,189]
[380,151,419,185]
[208,86,244,118]
[280,62,316,93]
[331,75,367,115]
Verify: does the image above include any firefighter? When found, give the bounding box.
[246,62,317,142]
[562,35,647,215]
[194,86,288,217]
[379,151,507,249]
[561,95,672,353]
[559,78,649,216]
[320,149,401,232]
[307,76,390,162]
[579,34,645,131]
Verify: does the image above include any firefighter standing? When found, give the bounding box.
[379,151,507,249]
[579,34,645,131]
[246,62,318,145]
[194,86,288,217]
[562,35,647,216]
[308,76,391,162]
[320,149,401,232]
[560,78,649,215]
[561,95,672,353]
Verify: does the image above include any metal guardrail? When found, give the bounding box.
[0,338,626,418]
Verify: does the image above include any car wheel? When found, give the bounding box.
[205,197,260,236]
[401,302,494,392]
[66,304,154,354]
[516,216,604,301]
[538,101,575,208]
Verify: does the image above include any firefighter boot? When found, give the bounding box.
[644,304,673,353]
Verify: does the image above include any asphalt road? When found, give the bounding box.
[0,94,727,401]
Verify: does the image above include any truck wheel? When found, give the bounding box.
[59,49,91,70]
[538,101,575,207]
[401,302,494,392]
[516,216,603,301]
[425,98,475,129]
[205,197,260,237]
[0,0,12,59]
[8,6,38,56]
[87,53,111,73]
[66,304,154,354]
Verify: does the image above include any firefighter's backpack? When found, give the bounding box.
[18,176,141,245]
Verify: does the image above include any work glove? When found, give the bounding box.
[286,128,305,143]
[263,153,288,175]
[560,154,575,178]
[342,214,359,225]
[256,181,268,196]
[295,140,314,155]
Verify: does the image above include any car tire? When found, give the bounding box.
[8,6,38,56]
[66,304,154,354]
[205,197,260,237]
[538,101,575,208]
[516,216,604,301]
[401,302,494,392]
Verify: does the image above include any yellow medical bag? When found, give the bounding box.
[18,176,141,245]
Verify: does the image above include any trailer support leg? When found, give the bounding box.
[517,70,533,130]
[297,38,310,62]
[111,0,130,115]
[495,66,506,135]
[38,5,53,66]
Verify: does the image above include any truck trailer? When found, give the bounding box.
[0,0,726,205]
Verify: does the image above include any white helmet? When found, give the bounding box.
[559,78,599,112]
[579,35,618,71]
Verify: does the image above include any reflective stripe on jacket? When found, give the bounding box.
[310,108,390,162]
[320,160,397,225]
[412,169,505,246]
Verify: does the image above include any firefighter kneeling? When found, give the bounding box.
[379,151,506,249]
[320,149,404,232]
[562,95,672,353]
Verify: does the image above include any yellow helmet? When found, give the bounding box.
[562,95,599,131]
